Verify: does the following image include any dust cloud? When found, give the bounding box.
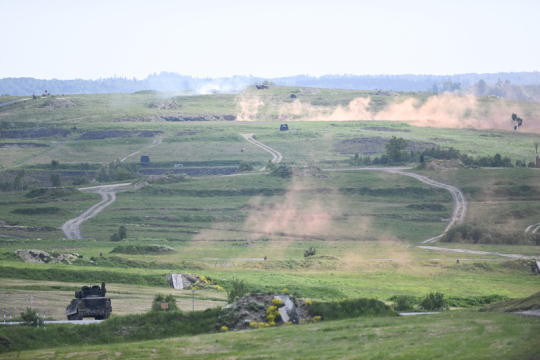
[236,96,264,121]
[238,94,540,132]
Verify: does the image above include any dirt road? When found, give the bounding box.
[323,167,468,243]
[0,98,30,108]
[61,183,131,239]
[525,222,540,234]
[240,134,282,170]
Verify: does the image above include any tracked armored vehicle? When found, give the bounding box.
[66,282,112,320]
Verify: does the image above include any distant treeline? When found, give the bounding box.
[1,71,540,97]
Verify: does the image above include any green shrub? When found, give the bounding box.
[309,298,397,320]
[394,295,417,311]
[304,246,316,258]
[239,161,254,172]
[226,277,249,304]
[420,292,448,311]
[151,294,179,311]
[269,165,292,178]
[20,307,37,326]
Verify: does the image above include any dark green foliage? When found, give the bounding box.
[50,173,62,187]
[109,233,121,242]
[151,294,179,311]
[446,295,509,308]
[25,187,78,198]
[238,161,254,172]
[0,309,220,353]
[441,223,539,245]
[304,246,317,258]
[407,203,446,211]
[349,153,372,166]
[96,159,138,182]
[11,207,63,215]
[50,160,59,169]
[20,307,37,326]
[0,252,18,261]
[110,225,128,242]
[226,277,249,304]
[309,298,397,320]
[385,136,408,163]
[118,225,127,240]
[72,174,90,185]
[265,160,277,171]
[420,292,448,311]
[394,295,417,311]
[140,186,286,197]
[269,165,292,178]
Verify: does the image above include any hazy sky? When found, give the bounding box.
[1,0,539,80]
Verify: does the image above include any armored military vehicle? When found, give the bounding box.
[66,282,112,320]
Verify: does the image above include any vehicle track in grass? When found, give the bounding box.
[240,134,282,170]
[61,183,132,239]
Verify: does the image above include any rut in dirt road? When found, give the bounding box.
[61,183,131,239]
[240,134,283,170]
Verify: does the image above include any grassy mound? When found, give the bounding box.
[479,291,540,312]
[110,244,175,255]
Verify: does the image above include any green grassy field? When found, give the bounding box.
[1,86,540,358]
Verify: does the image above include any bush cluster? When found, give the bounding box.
[96,159,138,182]
[441,223,540,245]
[309,298,397,320]
[151,294,179,312]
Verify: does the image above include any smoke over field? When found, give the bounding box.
[237,93,540,132]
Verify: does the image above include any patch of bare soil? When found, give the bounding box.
[176,131,198,136]
[0,142,49,148]
[1,128,71,139]
[42,99,76,108]
[15,249,83,264]
[299,87,320,95]
[425,159,465,170]
[292,166,328,178]
[146,100,181,109]
[335,137,437,155]
[77,130,163,140]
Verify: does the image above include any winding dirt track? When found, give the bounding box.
[61,183,131,239]
[322,167,468,243]
[240,134,282,170]
[121,137,163,162]
[525,222,540,234]
[416,246,537,260]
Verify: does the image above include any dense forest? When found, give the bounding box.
[1,72,540,102]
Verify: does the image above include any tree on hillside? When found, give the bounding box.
[534,140,539,155]
[476,79,487,96]
[386,136,408,163]
[50,174,62,187]
[512,113,523,131]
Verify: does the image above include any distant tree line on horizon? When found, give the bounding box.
[1,71,540,100]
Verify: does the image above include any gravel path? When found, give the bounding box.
[61,183,132,239]
[240,134,283,170]
[0,98,30,108]
[121,137,163,162]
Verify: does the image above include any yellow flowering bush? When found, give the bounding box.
[250,321,258,328]
[314,316,322,322]
[220,326,229,332]
[305,299,312,306]
[283,288,289,293]
[266,306,277,315]
[272,298,284,307]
